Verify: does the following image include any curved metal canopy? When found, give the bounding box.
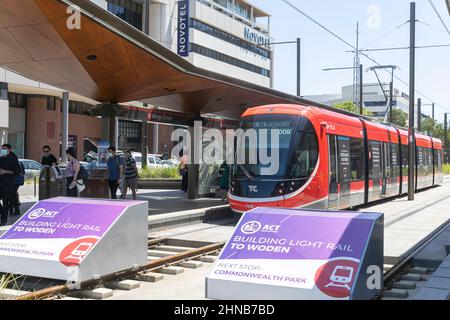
[0,0,339,119]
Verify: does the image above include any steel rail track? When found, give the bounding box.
[380,218,450,297]
[11,239,225,300]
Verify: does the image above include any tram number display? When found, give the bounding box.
[278,129,292,135]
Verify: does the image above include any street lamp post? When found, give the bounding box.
[322,65,364,114]
[417,98,421,132]
[256,39,302,97]
[445,113,449,164]
[297,37,301,97]
[408,2,416,201]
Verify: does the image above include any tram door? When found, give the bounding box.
[369,141,382,201]
[328,135,351,208]
[337,136,351,208]
[328,135,339,209]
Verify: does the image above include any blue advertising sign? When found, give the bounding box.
[177,0,190,57]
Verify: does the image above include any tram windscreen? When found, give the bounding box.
[234,114,295,178]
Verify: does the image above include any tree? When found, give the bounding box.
[390,109,408,127]
[333,101,372,116]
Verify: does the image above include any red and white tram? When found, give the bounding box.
[229,104,444,213]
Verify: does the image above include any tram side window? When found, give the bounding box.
[401,144,409,177]
[369,141,382,179]
[383,142,391,178]
[288,130,319,179]
[350,138,364,181]
[390,143,400,178]
[329,135,337,182]
[435,149,443,173]
[416,146,424,178]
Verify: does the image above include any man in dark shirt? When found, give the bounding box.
[0,144,21,226]
[41,145,58,166]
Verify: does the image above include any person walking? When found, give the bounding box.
[219,161,230,202]
[179,157,188,192]
[41,145,58,166]
[121,150,138,200]
[105,146,124,199]
[65,148,81,198]
[0,144,21,226]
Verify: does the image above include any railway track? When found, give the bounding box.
[2,181,449,300]
[380,219,450,299]
[1,238,225,300]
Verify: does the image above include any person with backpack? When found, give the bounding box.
[120,150,138,200]
[65,148,81,198]
[105,146,124,199]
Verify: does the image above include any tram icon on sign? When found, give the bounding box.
[325,265,354,290]
[63,242,94,263]
[241,221,261,234]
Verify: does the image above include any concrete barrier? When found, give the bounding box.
[138,179,181,189]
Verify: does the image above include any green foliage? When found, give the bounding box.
[444,164,450,175]
[391,109,408,127]
[333,101,372,116]
[139,167,181,179]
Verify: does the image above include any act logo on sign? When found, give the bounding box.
[28,208,59,220]
[241,221,261,234]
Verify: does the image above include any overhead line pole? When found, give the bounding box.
[408,2,416,201]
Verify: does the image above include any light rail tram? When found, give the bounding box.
[229,104,444,213]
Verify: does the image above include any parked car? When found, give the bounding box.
[19,159,42,179]
[131,152,168,169]
[162,159,179,167]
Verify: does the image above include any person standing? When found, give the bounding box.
[65,148,81,198]
[41,145,58,166]
[179,157,188,192]
[105,146,124,199]
[0,144,21,226]
[219,161,230,202]
[121,150,138,200]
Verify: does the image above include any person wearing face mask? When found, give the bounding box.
[105,146,124,199]
[41,145,58,166]
[0,144,21,226]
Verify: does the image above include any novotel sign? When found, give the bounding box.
[244,27,270,48]
[177,0,190,57]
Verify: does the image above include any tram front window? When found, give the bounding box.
[231,114,318,197]
[233,114,318,179]
[235,114,297,178]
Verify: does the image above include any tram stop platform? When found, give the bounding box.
[0,188,232,235]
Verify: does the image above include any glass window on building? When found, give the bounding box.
[47,96,56,111]
[7,131,25,159]
[118,120,142,151]
[0,83,7,100]
[107,0,143,31]
[8,93,26,108]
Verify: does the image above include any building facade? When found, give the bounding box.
[94,0,273,87]
[0,0,269,162]
[305,83,413,121]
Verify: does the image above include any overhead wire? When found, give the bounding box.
[280,0,450,115]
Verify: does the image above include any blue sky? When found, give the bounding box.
[250,0,450,122]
